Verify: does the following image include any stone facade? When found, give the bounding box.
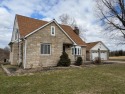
[10,22,86,69]
[10,42,19,65]
[25,22,78,68]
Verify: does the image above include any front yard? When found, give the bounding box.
[0,64,125,94]
[109,56,125,61]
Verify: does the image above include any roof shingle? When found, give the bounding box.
[86,41,100,50]
[16,14,86,46]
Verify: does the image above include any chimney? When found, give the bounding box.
[74,27,79,35]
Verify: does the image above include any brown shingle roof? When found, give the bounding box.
[60,25,86,46]
[17,14,48,36]
[16,14,86,46]
[86,41,100,50]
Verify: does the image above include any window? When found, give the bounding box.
[41,44,51,54]
[51,26,55,36]
[72,46,81,55]
[15,29,18,40]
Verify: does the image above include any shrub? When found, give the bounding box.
[94,57,101,64]
[57,52,71,66]
[75,57,83,66]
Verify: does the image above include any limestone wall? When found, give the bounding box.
[25,22,74,68]
[10,43,19,65]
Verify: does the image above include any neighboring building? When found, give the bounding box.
[0,48,9,63]
[9,14,86,69]
[86,41,109,61]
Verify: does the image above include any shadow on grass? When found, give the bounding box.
[8,67,17,73]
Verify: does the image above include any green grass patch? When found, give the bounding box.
[0,64,125,94]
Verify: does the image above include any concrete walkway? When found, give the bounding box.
[1,64,12,76]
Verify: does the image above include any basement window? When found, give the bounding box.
[41,43,51,55]
[51,26,55,36]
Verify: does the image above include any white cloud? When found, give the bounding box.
[0,0,124,50]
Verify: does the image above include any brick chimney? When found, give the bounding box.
[74,27,79,35]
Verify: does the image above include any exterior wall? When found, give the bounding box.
[10,43,19,65]
[91,42,108,51]
[18,41,24,66]
[81,47,86,63]
[25,22,74,68]
[86,51,90,61]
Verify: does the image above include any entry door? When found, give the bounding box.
[63,45,65,52]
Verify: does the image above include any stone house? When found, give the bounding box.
[9,14,86,69]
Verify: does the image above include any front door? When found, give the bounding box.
[63,45,65,52]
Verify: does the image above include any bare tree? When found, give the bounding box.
[58,14,86,40]
[4,46,10,53]
[95,0,125,43]
[59,14,77,28]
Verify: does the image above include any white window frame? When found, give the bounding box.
[71,46,82,55]
[51,26,55,36]
[41,43,51,55]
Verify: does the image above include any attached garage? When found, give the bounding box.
[86,41,109,61]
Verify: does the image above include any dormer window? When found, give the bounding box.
[51,26,55,36]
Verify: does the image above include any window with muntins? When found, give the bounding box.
[41,44,51,54]
[72,46,81,55]
[51,26,55,36]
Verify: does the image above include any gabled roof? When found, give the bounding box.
[86,41,100,50]
[86,41,109,51]
[16,14,48,36]
[16,14,86,46]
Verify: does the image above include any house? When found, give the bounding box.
[9,14,86,69]
[86,41,109,61]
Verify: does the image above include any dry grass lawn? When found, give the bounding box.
[0,64,125,94]
[109,56,125,61]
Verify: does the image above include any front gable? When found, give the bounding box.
[11,17,20,42]
[91,42,108,51]
[26,21,73,45]
[25,22,74,68]
[25,20,76,45]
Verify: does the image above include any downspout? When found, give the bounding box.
[74,45,76,61]
[18,30,20,65]
[24,39,27,69]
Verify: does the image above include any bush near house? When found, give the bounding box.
[57,52,71,66]
[94,57,101,64]
[75,57,83,66]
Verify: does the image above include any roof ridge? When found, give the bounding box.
[15,14,86,46]
[87,41,101,44]
[16,14,48,23]
[16,14,74,28]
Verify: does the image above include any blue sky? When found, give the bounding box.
[0,0,125,50]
